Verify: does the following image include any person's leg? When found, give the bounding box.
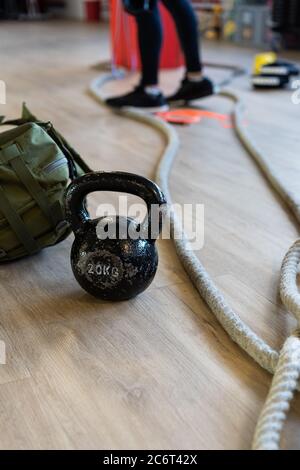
[137,0,162,87]
[161,0,202,75]
[161,0,214,102]
[106,1,168,111]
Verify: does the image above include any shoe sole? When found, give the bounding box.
[123,104,169,113]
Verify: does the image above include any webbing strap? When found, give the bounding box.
[0,143,58,226]
[0,185,39,255]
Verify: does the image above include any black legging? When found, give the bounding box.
[136,0,202,86]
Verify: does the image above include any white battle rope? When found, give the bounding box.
[90,74,300,450]
[252,331,300,450]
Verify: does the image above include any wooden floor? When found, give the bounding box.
[0,21,300,450]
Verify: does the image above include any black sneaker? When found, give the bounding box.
[106,86,169,112]
[167,76,214,104]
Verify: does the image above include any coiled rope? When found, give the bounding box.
[89,72,300,450]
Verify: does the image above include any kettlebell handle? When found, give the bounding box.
[65,171,166,239]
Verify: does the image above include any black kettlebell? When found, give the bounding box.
[65,172,166,301]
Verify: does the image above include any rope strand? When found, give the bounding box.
[252,331,300,450]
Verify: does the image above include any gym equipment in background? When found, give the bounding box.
[0,0,66,20]
[233,2,270,48]
[156,108,203,125]
[271,0,300,49]
[84,0,102,22]
[191,0,223,41]
[156,108,232,127]
[251,52,299,88]
[65,172,166,301]
[0,0,18,19]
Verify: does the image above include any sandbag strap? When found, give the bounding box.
[0,185,40,255]
[45,123,92,177]
[0,143,59,227]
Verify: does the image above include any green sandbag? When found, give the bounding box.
[0,103,91,261]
